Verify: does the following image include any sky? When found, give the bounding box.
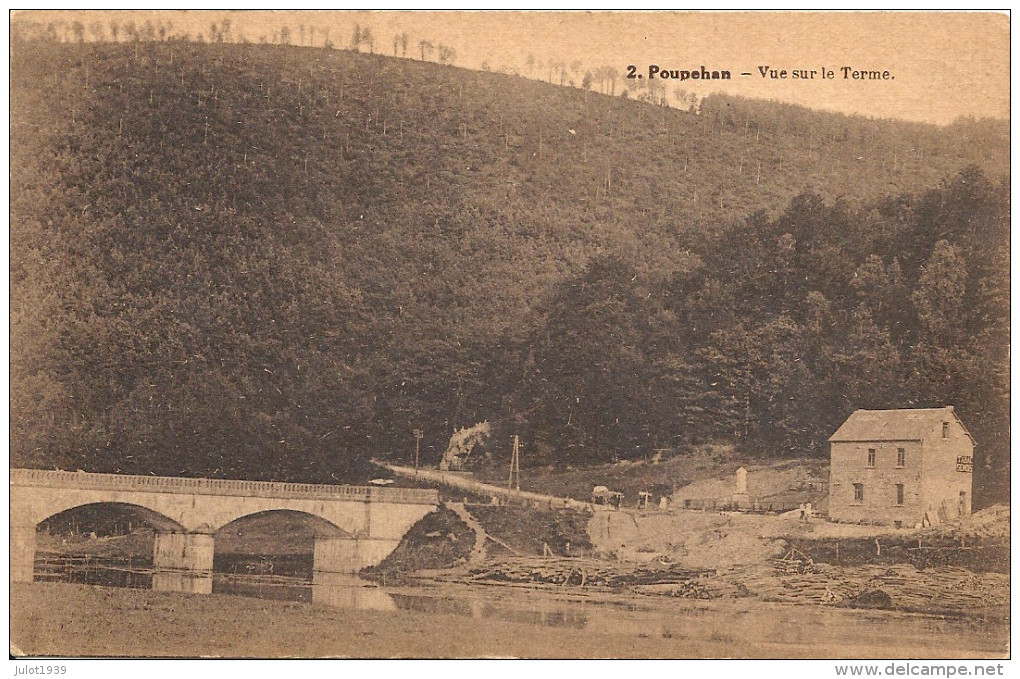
[13,10,1010,125]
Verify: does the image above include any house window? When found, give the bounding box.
[867,448,876,467]
[895,484,904,506]
[942,422,949,438]
[897,448,905,467]
[853,483,864,502]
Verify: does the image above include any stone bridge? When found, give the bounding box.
[10,468,438,592]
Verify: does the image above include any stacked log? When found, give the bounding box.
[711,561,1008,616]
[457,554,1008,618]
[466,557,708,591]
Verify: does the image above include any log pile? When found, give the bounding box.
[713,560,1009,616]
[466,557,709,593]
[458,553,1008,617]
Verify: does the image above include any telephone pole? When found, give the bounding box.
[508,435,521,492]
[413,428,423,477]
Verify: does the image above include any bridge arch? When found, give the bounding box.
[215,509,351,538]
[21,495,189,534]
[213,510,351,579]
[191,498,369,536]
[37,501,187,534]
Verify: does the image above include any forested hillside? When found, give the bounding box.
[11,38,1009,503]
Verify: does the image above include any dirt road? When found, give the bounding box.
[380,462,588,509]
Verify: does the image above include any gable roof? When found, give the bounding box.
[829,407,975,444]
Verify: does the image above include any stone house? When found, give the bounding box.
[828,406,973,526]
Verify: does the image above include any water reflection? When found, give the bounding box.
[38,555,214,594]
[36,555,153,589]
[32,555,1007,655]
[310,572,398,611]
[213,575,312,603]
[155,571,213,594]
[391,594,588,629]
[37,555,586,623]
[213,573,398,610]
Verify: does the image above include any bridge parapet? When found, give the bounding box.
[10,468,438,505]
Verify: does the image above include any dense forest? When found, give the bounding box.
[10,38,1009,504]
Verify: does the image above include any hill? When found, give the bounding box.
[10,38,1009,503]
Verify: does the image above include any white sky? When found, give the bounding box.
[13,11,1010,125]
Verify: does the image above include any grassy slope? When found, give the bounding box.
[363,507,474,577]
[11,39,1009,477]
[13,39,1008,332]
[469,505,594,556]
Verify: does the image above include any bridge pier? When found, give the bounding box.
[152,531,214,594]
[11,524,36,583]
[312,536,400,575]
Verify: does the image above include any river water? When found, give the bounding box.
[33,555,1008,657]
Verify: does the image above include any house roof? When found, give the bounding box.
[829,406,975,444]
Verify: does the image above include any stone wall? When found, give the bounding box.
[829,440,924,525]
[829,418,973,526]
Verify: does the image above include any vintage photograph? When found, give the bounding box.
[9,10,1010,660]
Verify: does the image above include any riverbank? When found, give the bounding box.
[10,581,1008,658]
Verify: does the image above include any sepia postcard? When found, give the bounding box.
[8,10,1010,665]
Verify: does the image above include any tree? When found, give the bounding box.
[418,39,433,61]
[828,306,903,413]
[851,254,906,330]
[528,255,656,461]
[706,316,826,454]
[910,240,966,345]
[437,44,456,64]
[123,20,138,43]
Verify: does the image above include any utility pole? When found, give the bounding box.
[508,435,521,492]
[413,429,423,477]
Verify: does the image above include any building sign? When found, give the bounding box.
[956,456,973,473]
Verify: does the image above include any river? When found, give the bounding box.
[31,555,1008,658]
